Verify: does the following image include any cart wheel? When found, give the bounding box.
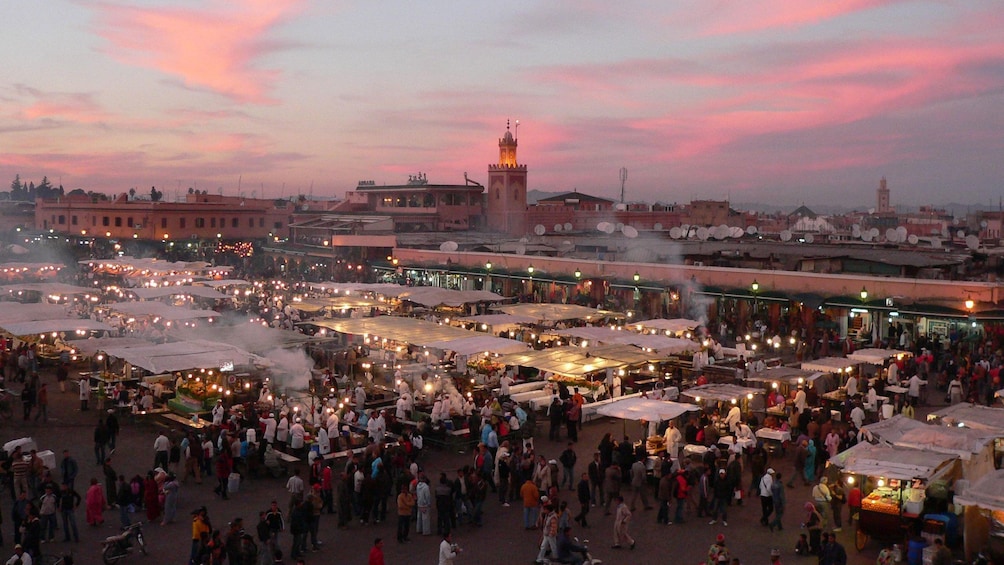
[855,527,868,551]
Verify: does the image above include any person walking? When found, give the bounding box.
[629,459,652,511]
[574,472,590,528]
[768,472,786,532]
[612,496,635,550]
[85,478,105,526]
[161,473,180,525]
[438,531,458,565]
[33,384,48,423]
[559,443,577,491]
[93,419,109,466]
[79,377,90,411]
[709,468,732,527]
[59,451,78,493]
[38,485,58,543]
[368,538,385,565]
[602,464,621,515]
[415,476,432,535]
[520,478,540,530]
[671,468,689,524]
[758,468,775,526]
[535,503,559,564]
[587,452,603,507]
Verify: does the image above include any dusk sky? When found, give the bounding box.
[2,1,1003,208]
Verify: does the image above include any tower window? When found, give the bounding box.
[496,188,500,199]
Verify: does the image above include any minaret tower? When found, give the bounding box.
[877,177,891,213]
[486,120,527,234]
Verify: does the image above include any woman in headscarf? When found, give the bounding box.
[160,472,180,525]
[144,471,161,522]
[802,440,817,484]
[804,501,823,555]
[85,477,106,525]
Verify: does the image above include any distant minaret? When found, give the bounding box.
[486,120,528,235]
[877,177,891,213]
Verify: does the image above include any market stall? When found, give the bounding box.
[848,348,913,366]
[952,468,1004,562]
[928,403,1004,472]
[551,326,696,355]
[596,397,699,465]
[680,383,766,419]
[495,303,624,324]
[829,442,960,550]
[630,318,701,337]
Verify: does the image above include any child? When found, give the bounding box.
[794,533,810,556]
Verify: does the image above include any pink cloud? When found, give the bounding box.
[90,0,305,104]
[690,0,899,36]
[11,85,110,124]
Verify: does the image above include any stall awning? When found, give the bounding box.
[552,326,695,354]
[304,316,479,347]
[423,336,529,356]
[495,344,654,378]
[632,318,701,335]
[861,414,928,444]
[293,297,387,312]
[847,348,913,365]
[746,366,825,385]
[108,302,218,321]
[128,286,229,300]
[927,403,1004,432]
[456,314,538,327]
[954,468,1004,511]
[0,282,97,297]
[0,303,71,325]
[496,303,624,323]
[681,383,765,403]
[167,325,325,355]
[829,442,959,482]
[596,398,698,422]
[800,357,857,374]
[100,340,267,373]
[71,337,153,357]
[1,318,114,336]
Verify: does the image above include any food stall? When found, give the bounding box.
[829,442,960,550]
[680,383,766,421]
[630,318,702,338]
[952,468,1004,562]
[927,403,1004,471]
[596,397,699,475]
[745,366,830,417]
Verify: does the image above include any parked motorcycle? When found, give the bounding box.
[541,538,602,565]
[101,522,147,564]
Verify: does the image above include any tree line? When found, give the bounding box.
[5,174,63,201]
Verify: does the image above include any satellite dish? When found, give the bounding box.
[907,234,919,245]
[563,240,572,246]
[696,227,710,241]
[515,243,526,255]
[653,223,663,231]
[534,224,546,236]
[615,222,625,232]
[896,226,908,241]
[957,230,966,239]
[981,220,989,229]
[564,223,572,231]
[712,226,728,240]
[885,228,898,242]
[953,218,960,226]
[596,222,610,233]
[851,224,861,238]
[931,237,941,249]
[966,235,980,250]
[622,225,639,239]
[553,224,563,233]
[680,224,690,233]
[870,228,880,238]
[604,223,616,234]
[746,226,758,235]
[804,233,814,244]
[669,227,682,239]
[439,241,458,252]
[780,230,792,242]
[861,231,874,242]
[730,226,743,238]
[519,236,529,243]
[941,227,949,238]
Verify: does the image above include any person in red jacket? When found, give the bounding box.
[368,537,385,565]
[847,484,862,524]
[673,468,690,524]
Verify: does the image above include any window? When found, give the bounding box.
[273,221,283,229]
[210,218,216,228]
[127,217,134,228]
[58,215,65,224]
[248,218,254,228]
[102,216,110,227]
[71,216,78,226]
[179,218,186,229]
[220,218,225,228]
[114,217,122,227]
[195,218,205,228]
[231,218,238,228]
[160,218,167,228]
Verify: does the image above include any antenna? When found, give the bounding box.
[619,167,628,203]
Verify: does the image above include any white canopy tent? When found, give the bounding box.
[100,340,267,373]
[0,303,72,325]
[496,303,623,323]
[860,414,928,443]
[0,282,96,297]
[631,318,701,336]
[167,324,324,355]
[128,286,229,300]
[1,318,113,336]
[747,366,826,386]
[829,442,959,482]
[423,335,529,356]
[195,279,251,288]
[928,403,1004,432]
[71,337,152,357]
[596,397,698,421]
[552,326,695,354]
[107,302,218,321]
[681,383,765,403]
[848,348,913,365]
[801,357,858,374]
[456,314,538,327]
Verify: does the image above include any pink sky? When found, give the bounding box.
[1,1,1002,207]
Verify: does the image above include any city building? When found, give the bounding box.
[35,192,292,241]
